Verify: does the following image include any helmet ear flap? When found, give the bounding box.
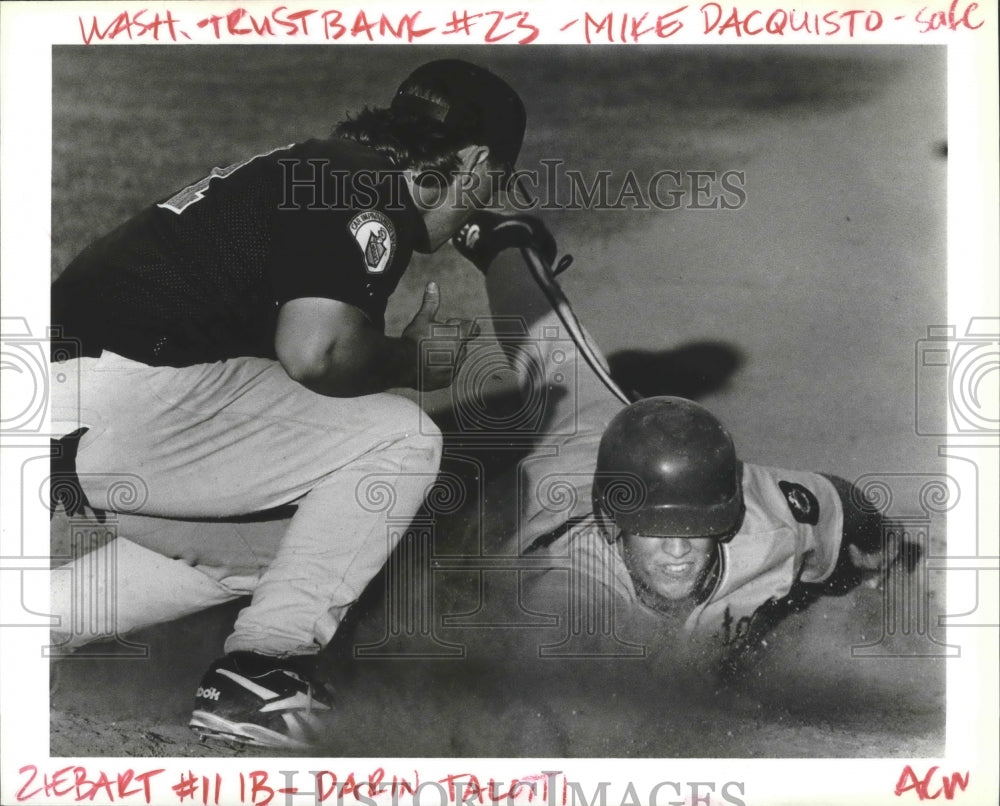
[591,470,647,544]
[719,503,746,543]
[719,463,746,544]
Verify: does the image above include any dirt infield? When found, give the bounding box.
[49,45,947,758]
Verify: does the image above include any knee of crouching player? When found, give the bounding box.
[382,395,443,473]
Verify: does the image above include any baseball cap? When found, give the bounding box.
[390,59,526,188]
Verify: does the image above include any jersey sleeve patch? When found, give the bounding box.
[777,480,820,525]
[348,210,396,274]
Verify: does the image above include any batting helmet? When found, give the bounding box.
[592,397,745,541]
[391,59,526,189]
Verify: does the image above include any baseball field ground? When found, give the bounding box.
[49,44,948,758]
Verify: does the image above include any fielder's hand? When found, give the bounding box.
[402,281,476,392]
[452,211,558,274]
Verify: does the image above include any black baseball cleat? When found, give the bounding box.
[189,652,332,749]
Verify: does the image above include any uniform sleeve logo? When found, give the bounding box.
[777,480,820,525]
[348,210,396,274]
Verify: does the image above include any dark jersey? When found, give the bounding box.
[52,138,424,366]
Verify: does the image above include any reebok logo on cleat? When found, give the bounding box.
[215,668,330,712]
[196,686,221,701]
[260,690,330,714]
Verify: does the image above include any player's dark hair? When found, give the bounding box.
[334,105,476,185]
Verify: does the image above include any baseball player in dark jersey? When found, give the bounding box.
[451,211,899,675]
[49,60,525,748]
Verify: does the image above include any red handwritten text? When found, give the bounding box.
[245,770,565,805]
[895,765,971,800]
[442,9,540,43]
[194,8,435,41]
[560,9,687,42]
[239,771,276,806]
[194,7,324,38]
[701,4,884,36]
[78,9,188,43]
[172,772,223,804]
[16,765,164,803]
[312,770,422,803]
[76,4,994,45]
[914,0,984,32]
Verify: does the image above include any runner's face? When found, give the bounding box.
[620,533,716,601]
